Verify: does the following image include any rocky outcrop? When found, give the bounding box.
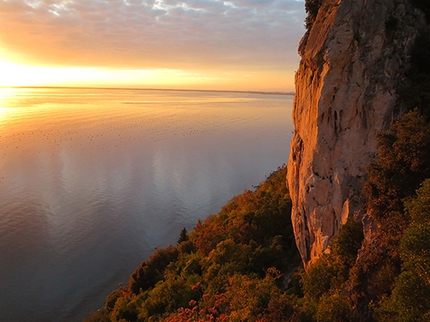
[287,0,427,267]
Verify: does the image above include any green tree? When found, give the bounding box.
[365,108,430,234]
[316,294,353,322]
[378,179,430,321]
[331,219,364,267]
[301,256,336,300]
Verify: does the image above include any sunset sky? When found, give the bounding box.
[0,0,306,92]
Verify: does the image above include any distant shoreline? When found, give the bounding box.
[0,85,295,96]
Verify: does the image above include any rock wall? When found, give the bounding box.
[287,0,427,267]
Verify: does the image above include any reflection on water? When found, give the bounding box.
[0,87,293,321]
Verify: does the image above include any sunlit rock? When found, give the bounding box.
[287,0,427,267]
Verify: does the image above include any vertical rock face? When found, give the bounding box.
[287,0,427,267]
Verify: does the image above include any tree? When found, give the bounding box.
[177,227,189,245]
[331,219,364,267]
[365,108,430,234]
[127,245,179,294]
[378,179,430,321]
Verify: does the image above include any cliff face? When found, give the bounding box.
[287,0,427,267]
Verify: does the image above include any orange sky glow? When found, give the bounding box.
[0,0,306,92]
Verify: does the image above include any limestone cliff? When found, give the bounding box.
[287,0,427,267]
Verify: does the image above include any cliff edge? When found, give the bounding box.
[287,0,427,267]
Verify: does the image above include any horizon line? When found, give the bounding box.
[0,85,295,96]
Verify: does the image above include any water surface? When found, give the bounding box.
[0,87,293,321]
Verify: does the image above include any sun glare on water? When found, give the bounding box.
[0,87,22,121]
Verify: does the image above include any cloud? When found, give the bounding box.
[0,0,306,88]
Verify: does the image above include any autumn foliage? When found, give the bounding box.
[85,166,301,322]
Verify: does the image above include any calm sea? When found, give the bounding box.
[0,87,293,321]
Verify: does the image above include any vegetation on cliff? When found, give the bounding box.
[85,166,302,321]
[304,0,323,30]
[286,108,430,321]
[411,0,430,22]
[286,4,430,316]
[290,5,430,314]
[285,2,430,320]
